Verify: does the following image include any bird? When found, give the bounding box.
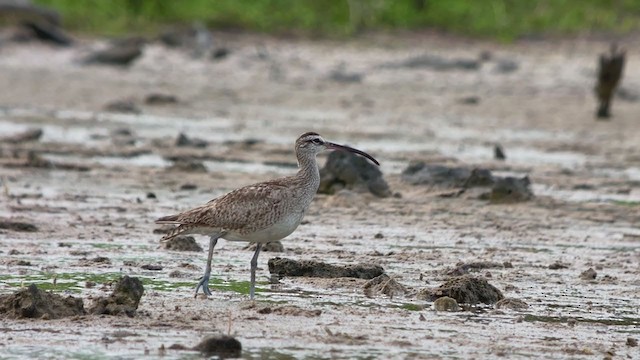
[156,132,379,300]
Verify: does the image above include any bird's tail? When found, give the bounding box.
[156,214,191,242]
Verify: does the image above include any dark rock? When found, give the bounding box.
[480,176,533,203]
[91,256,111,264]
[458,96,480,105]
[0,284,85,319]
[103,100,141,114]
[89,276,144,317]
[319,150,390,197]
[494,144,506,160]
[245,241,284,252]
[383,54,480,71]
[493,59,519,74]
[22,20,72,46]
[164,236,203,252]
[422,275,504,305]
[363,273,409,298]
[168,160,207,173]
[0,219,37,232]
[580,268,597,280]
[211,48,230,60]
[145,93,179,105]
[141,264,163,271]
[83,38,145,66]
[495,298,529,311]
[595,44,625,119]
[1,128,43,144]
[268,257,383,280]
[401,162,493,188]
[146,192,156,199]
[328,64,363,83]
[627,337,638,347]
[433,296,460,311]
[445,261,506,276]
[179,183,197,191]
[175,132,208,148]
[549,261,569,270]
[193,335,241,358]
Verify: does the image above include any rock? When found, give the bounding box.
[179,183,197,191]
[1,128,43,143]
[493,59,519,74]
[0,284,85,319]
[328,64,363,84]
[549,261,569,270]
[83,37,145,66]
[103,99,141,114]
[164,236,203,252]
[383,54,480,71]
[495,298,529,311]
[580,268,597,280]
[481,176,533,203]
[401,162,493,188]
[0,219,37,232]
[423,275,504,305]
[211,48,230,60]
[445,261,506,276]
[433,296,460,311]
[245,241,284,252]
[175,133,208,148]
[167,160,207,173]
[145,93,179,105]
[319,150,390,197]
[141,264,163,271]
[89,276,144,317]
[268,257,384,280]
[256,305,321,317]
[193,335,241,358]
[627,337,638,347]
[363,274,409,298]
[22,20,72,46]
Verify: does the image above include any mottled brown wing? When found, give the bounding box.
[157,179,292,234]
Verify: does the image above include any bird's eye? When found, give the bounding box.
[311,138,323,145]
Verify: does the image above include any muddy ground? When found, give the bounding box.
[0,30,639,359]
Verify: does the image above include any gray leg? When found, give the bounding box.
[249,243,262,300]
[195,235,219,298]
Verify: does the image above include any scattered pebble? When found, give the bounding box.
[141,264,163,271]
[144,93,179,105]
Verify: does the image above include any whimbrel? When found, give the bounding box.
[156,132,379,300]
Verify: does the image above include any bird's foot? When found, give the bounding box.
[194,275,212,298]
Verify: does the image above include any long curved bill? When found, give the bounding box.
[326,142,380,166]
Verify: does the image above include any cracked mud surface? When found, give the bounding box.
[1,31,639,359]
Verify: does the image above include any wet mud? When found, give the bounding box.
[0,31,639,359]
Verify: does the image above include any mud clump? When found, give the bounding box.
[163,236,203,252]
[245,241,284,252]
[256,305,322,317]
[401,162,493,188]
[363,274,409,298]
[193,335,242,358]
[268,257,383,280]
[580,268,597,280]
[0,219,38,232]
[445,261,508,276]
[420,275,504,305]
[89,276,144,317]
[1,128,43,143]
[481,176,533,203]
[495,298,529,311]
[319,150,390,197]
[175,132,208,148]
[433,296,460,312]
[0,284,85,319]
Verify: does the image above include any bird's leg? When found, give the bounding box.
[195,235,219,298]
[249,243,262,300]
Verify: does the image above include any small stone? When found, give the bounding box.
[146,192,156,199]
[626,337,638,347]
[193,335,242,358]
[433,296,460,312]
[495,298,529,311]
[549,261,569,270]
[141,264,163,271]
[179,183,198,191]
[567,318,577,326]
[580,268,597,280]
[164,236,203,252]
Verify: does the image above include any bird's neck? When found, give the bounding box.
[296,153,320,190]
